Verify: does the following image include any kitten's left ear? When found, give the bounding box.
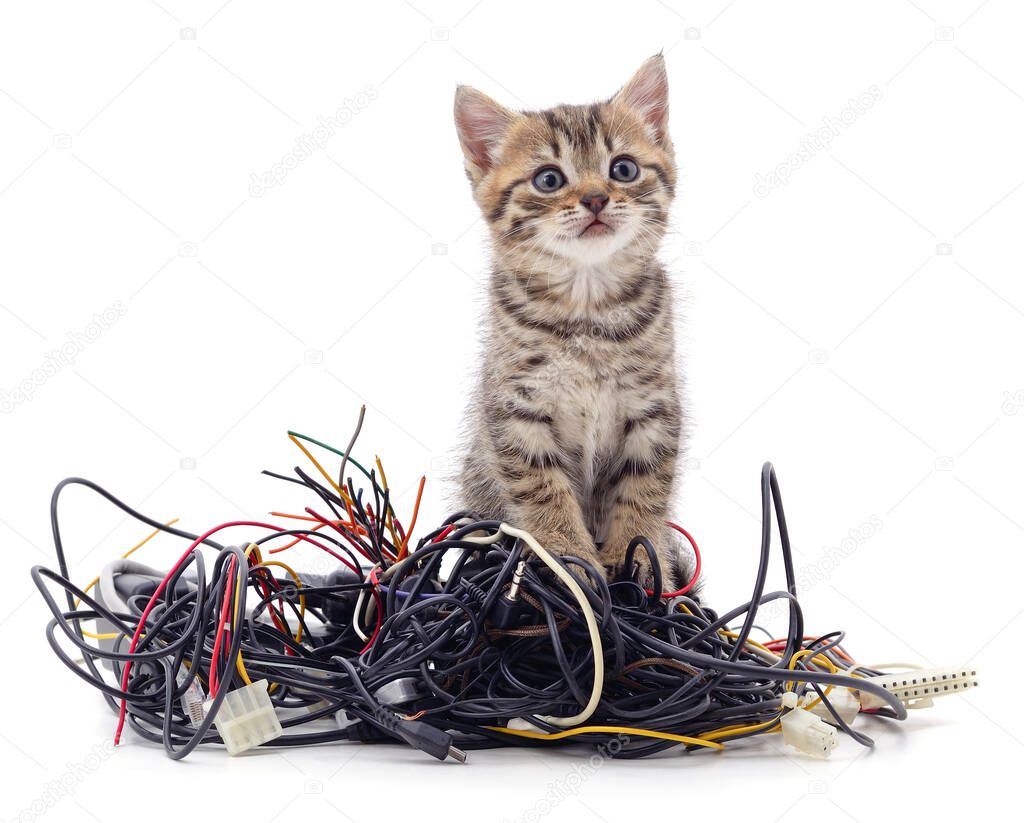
[613,54,670,143]
[454,85,515,180]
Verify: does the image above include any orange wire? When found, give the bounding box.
[267,510,372,554]
[398,476,426,560]
[269,511,367,534]
[268,520,331,553]
[269,511,321,522]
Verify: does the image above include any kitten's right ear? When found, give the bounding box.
[454,86,514,179]
[613,54,670,143]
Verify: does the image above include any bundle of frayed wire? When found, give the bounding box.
[31,422,424,760]
[32,420,908,761]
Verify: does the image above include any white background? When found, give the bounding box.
[1,1,1020,821]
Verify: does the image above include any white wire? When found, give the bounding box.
[463,523,603,727]
[352,587,370,642]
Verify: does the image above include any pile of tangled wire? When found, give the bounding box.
[32,425,907,761]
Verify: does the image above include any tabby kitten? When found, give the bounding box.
[454,55,690,590]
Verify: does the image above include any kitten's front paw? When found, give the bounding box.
[602,537,677,592]
[603,554,656,590]
[532,532,603,577]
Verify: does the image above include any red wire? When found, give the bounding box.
[355,524,457,659]
[359,590,383,654]
[432,524,455,544]
[762,636,855,664]
[643,521,702,598]
[303,506,378,566]
[366,502,398,561]
[113,519,361,745]
[208,556,237,697]
[359,566,383,653]
[253,567,288,636]
[392,516,406,545]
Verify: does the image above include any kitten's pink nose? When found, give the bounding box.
[581,192,609,215]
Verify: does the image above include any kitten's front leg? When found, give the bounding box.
[506,471,599,569]
[487,409,602,572]
[601,401,681,589]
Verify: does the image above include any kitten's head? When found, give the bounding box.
[454,55,675,271]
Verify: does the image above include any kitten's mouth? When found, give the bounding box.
[579,219,612,237]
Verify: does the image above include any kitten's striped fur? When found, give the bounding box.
[454,55,691,590]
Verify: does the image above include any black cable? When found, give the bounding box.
[31,461,909,763]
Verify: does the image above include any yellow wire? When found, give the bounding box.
[486,724,724,750]
[676,603,774,659]
[74,518,180,638]
[230,547,305,692]
[699,715,782,741]
[699,644,847,734]
[73,537,298,697]
[374,455,401,548]
[718,629,776,657]
[288,434,350,502]
[74,518,180,608]
[687,605,848,730]
[79,628,126,640]
[786,647,840,709]
[231,545,262,685]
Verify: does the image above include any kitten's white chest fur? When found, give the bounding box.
[548,261,636,307]
[537,340,623,537]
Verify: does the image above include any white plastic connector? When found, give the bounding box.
[780,692,838,758]
[506,717,546,733]
[805,687,860,728]
[858,666,979,711]
[175,669,206,728]
[203,679,282,755]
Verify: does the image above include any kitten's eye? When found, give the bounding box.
[532,167,566,193]
[610,156,639,183]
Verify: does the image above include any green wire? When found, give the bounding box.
[286,430,402,528]
[287,430,373,484]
